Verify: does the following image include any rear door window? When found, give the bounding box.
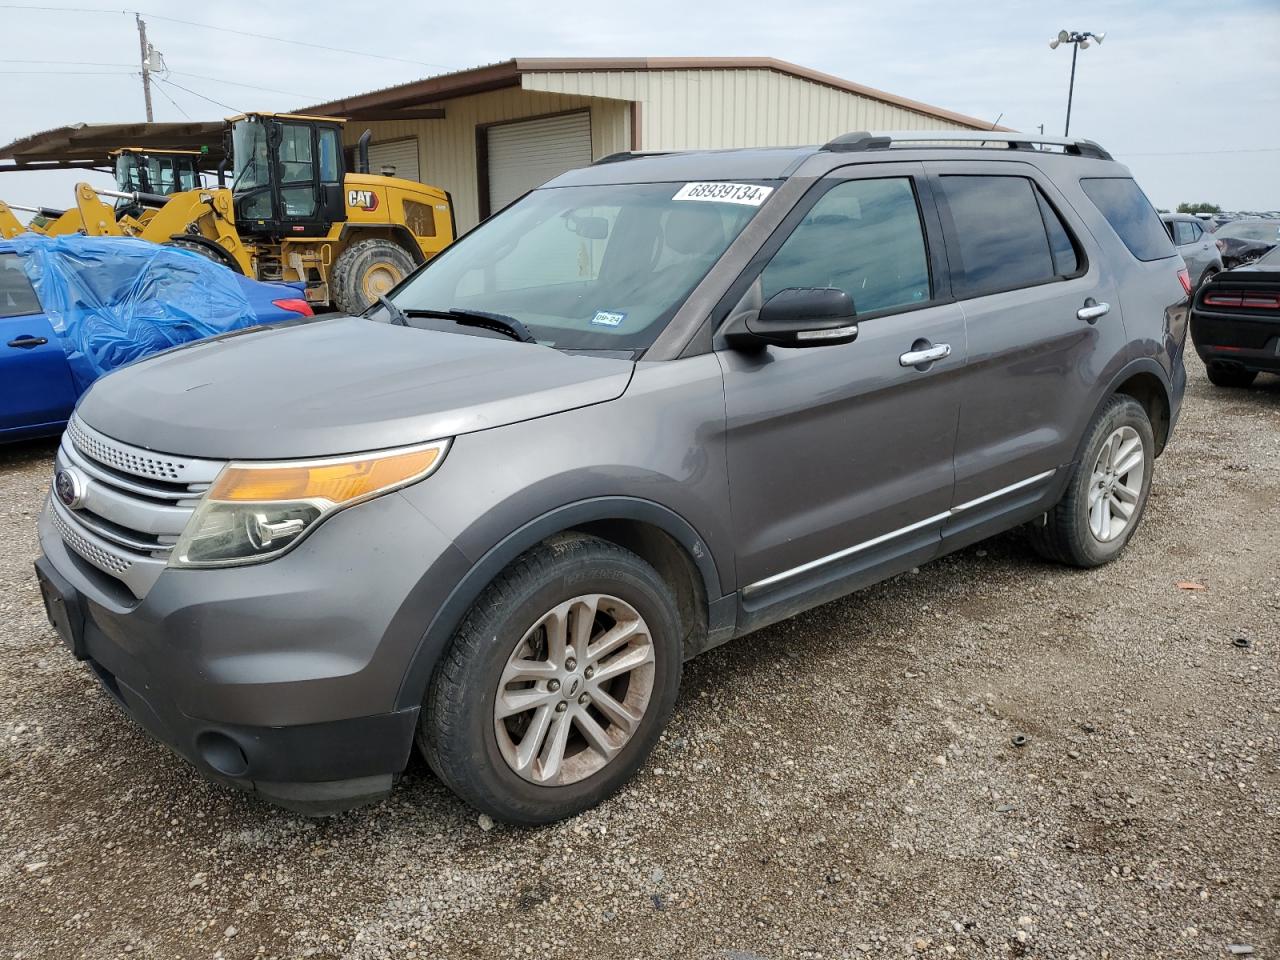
[1080,177,1175,261]
[1174,220,1198,246]
[0,253,41,317]
[936,175,1068,298]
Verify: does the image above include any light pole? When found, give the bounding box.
[1049,30,1105,137]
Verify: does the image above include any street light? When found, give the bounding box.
[1049,30,1105,136]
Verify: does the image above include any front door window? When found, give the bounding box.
[277,123,317,219]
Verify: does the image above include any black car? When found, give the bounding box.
[1212,219,1280,269]
[1190,245,1280,387]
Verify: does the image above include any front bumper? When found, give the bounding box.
[37,488,470,814]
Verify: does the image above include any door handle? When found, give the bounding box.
[7,336,48,349]
[1077,300,1110,323]
[899,342,951,367]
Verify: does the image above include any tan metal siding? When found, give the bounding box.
[342,87,630,232]
[523,69,980,150]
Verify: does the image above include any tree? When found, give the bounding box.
[1177,202,1222,214]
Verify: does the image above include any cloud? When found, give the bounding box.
[0,0,1275,209]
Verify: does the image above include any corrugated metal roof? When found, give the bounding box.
[0,120,226,170]
[300,57,1007,132]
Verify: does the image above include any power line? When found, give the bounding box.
[155,76,239,113]
[1120,147,1280,157]
[0,58,318,99]
[0,58,134,66]
[168,70,316,101]
[150,76,190,119]
[0,4,449,69]
[0,68,135,75]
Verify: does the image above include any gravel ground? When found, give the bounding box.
[1,355,1277,960]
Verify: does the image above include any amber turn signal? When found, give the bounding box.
[208,442,448,505]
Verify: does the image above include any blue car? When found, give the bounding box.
[1,236,314,442]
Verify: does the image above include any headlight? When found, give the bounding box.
[170,440,450,567]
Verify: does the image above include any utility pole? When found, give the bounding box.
[1064,41,1078,136]
[136,13,154,122]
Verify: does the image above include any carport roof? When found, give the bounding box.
[299,57,1008,132]
[0,120,226,172]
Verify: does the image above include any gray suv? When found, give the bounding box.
[35,132,1189,824]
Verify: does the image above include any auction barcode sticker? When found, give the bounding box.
[673,182,774,206]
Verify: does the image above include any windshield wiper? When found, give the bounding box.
[401,306,537,343]
[375,294,409,326]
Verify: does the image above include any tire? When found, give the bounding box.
[331,238,416,315]
[418,534,683,825]
[1205,363,1257,389]
[1197,267,1218,291]
[163,237,237,272]
[1027,395,1155,568]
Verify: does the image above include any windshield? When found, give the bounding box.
[1217,220,1280,242]
[115,153,200,195]
[231,120,270,192]
[389,181,775,351]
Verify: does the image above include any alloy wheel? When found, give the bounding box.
[494,594,656,786]
[1088,425,1145,542]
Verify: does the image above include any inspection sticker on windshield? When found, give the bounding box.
[673,182,774,206]
[591,310,627,327]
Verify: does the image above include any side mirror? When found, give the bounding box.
[732,287,859,349]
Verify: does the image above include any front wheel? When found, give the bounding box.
[419,534,683,825]
[1027,394,1155,567]
[331,238,417,315]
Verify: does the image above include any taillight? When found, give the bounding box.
[271,298,314,317]
[1202,291,1280,310]
[1177,267,1192,296]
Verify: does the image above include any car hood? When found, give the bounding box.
[76,316,635,459]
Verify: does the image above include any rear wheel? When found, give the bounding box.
[1206,363,1257,389]
[1027,394,1154,568]
[1197,267,1219,290]
[419,534,683,825]
[331,239,417,315]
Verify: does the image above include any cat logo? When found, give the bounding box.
[347,189,379,212]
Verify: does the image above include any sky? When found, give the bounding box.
[1,0,1277,213]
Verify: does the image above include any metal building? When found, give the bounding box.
[303,58,1001,233]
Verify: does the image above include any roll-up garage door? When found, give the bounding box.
[486,111,592,215]
[367,138,420,182]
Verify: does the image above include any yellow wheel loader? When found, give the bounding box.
[0,147,205,238]
[73,113,454,313]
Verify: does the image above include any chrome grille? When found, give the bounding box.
[50,416,225,599]
[51,506,132,575]
[66,417,191,482]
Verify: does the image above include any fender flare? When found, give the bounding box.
[1069,356,1174,466]
[337,223,425,264]
[393,497,724,711]
[165,234,244,274]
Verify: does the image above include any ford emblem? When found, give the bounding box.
[54,468,86,509]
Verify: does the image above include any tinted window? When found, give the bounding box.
[938,176,1056,298]
[761,178,930,314]
[1080,177,1176,261]
[0,253,40,317]
[1036,191,1080,276]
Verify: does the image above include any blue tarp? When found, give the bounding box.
[10,234,262,393]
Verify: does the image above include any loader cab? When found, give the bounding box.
[112,149,202,196]
[229,113,346,237]
[110,149,203,216]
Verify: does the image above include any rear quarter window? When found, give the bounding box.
[1080,177,1176,262]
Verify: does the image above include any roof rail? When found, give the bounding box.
[592,150,675,165]
[821,130,1113,161]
